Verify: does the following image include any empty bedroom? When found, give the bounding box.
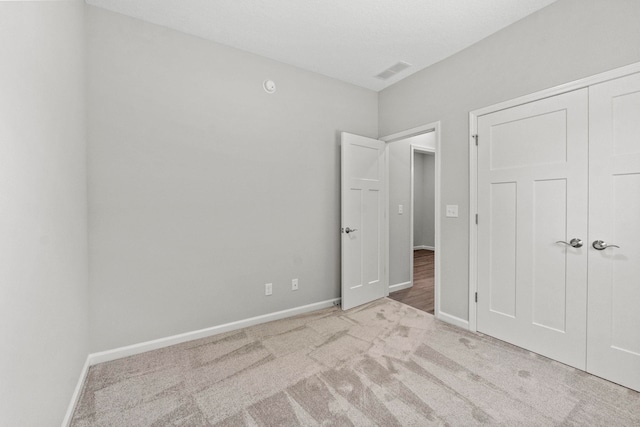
[1,0,639,425]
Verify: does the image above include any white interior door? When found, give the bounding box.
[587,73,640,391]
[341,132,386,310]
[476,89,589,369]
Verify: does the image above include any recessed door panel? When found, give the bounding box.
[611,174,640,356]
[351,144,382,180]
[532,179,568,332]
[613,90,640,156]
[363,189,381,285]
[489,182,517,318]
[345,188,363,290]
[490,110,567,169]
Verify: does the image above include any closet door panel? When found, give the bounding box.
[588,72,640,392]
[477,89,589,369]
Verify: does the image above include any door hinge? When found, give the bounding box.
[473,134,478,146]
[475,214,478,224]
[475,292,478,303]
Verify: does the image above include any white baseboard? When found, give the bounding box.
[63,298,341,424]
[436,311,470,330]
[389,281,412,293]
[64,296,468,424]
[88,298,341,366]
[61,355,90,427]
[413,245,435,251]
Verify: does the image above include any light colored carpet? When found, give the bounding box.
[71,298,640,426]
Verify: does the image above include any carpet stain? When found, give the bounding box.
[518,370,531,379]
[459,337,476,349]
[393,324,410,337]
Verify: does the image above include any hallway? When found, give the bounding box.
[389,250,434,314]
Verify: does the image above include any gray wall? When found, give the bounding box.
[388,132,435,286]
[379,0,640,321]
[0,1,89,425]
[86,7,378,351]
[413,154,426,247]
[414,153,435,248]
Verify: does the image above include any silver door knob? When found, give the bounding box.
[556,238,583,248]
[345,227,358,234]
[592,240,620,250]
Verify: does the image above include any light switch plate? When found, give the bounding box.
[446,205,459,218]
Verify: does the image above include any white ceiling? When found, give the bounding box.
[85,0,557,91]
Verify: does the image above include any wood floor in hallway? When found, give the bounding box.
[389,249,434,314]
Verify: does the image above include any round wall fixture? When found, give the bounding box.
[263,79,276,94]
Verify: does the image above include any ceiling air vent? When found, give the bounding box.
[374,61,412,80]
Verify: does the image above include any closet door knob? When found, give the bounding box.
[556,238,583,248]
[592,240,620,250]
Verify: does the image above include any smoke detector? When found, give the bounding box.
[263,79,276,93]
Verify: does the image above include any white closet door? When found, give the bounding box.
[588,72,640,391]
[477,89,589,369]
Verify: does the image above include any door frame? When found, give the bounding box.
[380,121,442,318]
[468,61,640,332]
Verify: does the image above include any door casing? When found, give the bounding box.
[380,122,442,319]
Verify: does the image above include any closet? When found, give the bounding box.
[475,71,640,391]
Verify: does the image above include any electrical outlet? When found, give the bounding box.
[446,205,459,218]
[398,204,404,214]
[292,278,299,291]
[265,283,272,296]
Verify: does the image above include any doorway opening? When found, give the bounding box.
[381,123,440,317]
[408,149,437,313]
